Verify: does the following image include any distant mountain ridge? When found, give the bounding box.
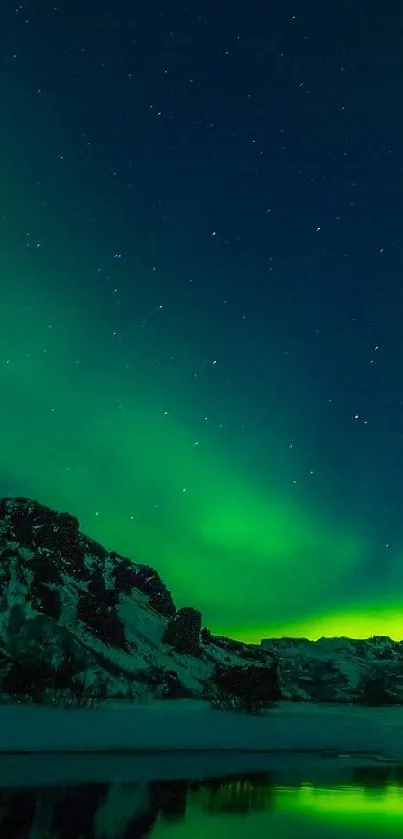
[0,496,402,706]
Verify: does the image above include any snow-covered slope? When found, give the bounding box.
[0,496,402,705]
[0,497,271,702]
[262,634,403,703]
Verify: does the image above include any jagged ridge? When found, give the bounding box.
[0,496,402,705]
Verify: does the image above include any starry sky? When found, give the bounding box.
[1,0,403,642]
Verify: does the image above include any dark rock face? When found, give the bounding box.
[0,497,176,658]
[77,589,128,651]
[0,498,221,705]
[354,666,403,706]
[1,610,94,698]
[163,607,202,655]
[112,558,175,619]
[0,497,183,700]
[0,498,129,654]
[0,497,87,576]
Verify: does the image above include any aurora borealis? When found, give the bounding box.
[1,0,403,641]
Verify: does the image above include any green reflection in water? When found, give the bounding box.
[276,783,403,833]
[152,771,403,838]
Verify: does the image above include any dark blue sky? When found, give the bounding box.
[1,0,403,638]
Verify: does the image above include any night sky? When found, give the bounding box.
[1,0,403,641]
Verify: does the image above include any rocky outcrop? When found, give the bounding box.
[112,557,176,619]
[163,607,202,655]
[0,496,275,704]
[261,635,403,704]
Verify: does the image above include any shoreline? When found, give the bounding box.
[0,749,399,789]
[0,700,402,757]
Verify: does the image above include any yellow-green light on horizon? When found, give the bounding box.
[0,273,402,640]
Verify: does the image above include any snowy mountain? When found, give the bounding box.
[0,496,402,706]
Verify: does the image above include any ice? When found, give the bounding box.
[1,699,403,760]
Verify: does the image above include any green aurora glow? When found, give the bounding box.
[2,68,403,644]
[1,269,402,642]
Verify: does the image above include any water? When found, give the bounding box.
[1,758,403,837]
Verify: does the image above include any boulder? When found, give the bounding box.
[163,607,202,655]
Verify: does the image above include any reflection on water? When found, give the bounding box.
[2,764,403,837]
